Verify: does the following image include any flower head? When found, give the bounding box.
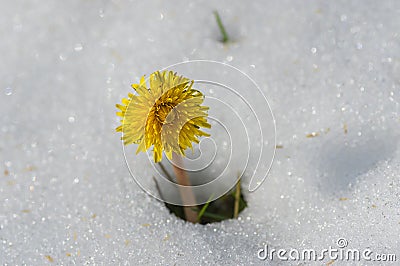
[116,71,211,162]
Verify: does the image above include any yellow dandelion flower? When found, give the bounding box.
[116,70,211,162]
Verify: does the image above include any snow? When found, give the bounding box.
[1,0,399,265]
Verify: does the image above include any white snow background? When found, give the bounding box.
[1,0,399,265]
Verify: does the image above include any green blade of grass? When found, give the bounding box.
[201,211,230,221]
[197,194,214,222]
[214,10,229,43]
[158,162,174,182]
[233,177,241,218]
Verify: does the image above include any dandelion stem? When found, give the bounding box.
[171,153,198,223]
[214,10,229,43]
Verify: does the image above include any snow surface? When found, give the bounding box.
[1,0,400,265]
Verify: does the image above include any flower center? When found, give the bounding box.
[155,102,178,124]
